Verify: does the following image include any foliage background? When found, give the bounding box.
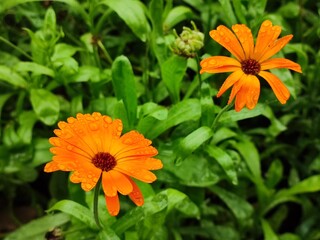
[0,0,319,239]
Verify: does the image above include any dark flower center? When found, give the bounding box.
[241,59,261,75]
[92,152,116,172]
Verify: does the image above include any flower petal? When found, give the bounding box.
[101,171,117,196]
[117,158,163,170]
[259,35,293,62]
[232,24,254,59]
[216,70,244,97]
[128,178,144,206]
[234,75,260,111]
[227,73,247,104]
[254,20,282,61]
[209,25,245,61]
[44,161,60,172]
[115,165,157,183]
[105,194,120,216]
[111,131,158,161]
[200,56,241,74]
[260,58,302,73]
[258,70,290,104]
[108,170,133,195]
[68,162,101,191]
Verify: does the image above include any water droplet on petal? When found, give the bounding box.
[103,116,112,124]
[66,145,73,151]
[224,37,230,43]
[89,122,99,131]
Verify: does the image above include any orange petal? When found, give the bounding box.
[105,194,120,216]
[117,158,163,170]
[232,24,254,59]
[44,161,60,172]
[69,163,101,191]
[260,58,302,73]
[254,20,282,61]
[115,165,157,183]
[259,35,293,62]
[200,56,241,74]
[227,73,247,104]
[217,70,244,97]
[234,75,260,111]
[128,178,144,206]
[258,71,290,104]
[101,171,117,196]
[108,170,133,195]
[111,131,158,160]
[209,26,245,61]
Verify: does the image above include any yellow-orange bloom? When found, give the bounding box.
[200,20,302,112]
[44,112,162,216]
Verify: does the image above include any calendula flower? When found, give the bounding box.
[200,20,302,111]
[44,112,162,216]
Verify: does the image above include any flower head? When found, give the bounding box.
[200,20,302,111]
[44,112,163,216]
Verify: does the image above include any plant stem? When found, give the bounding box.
[93,177,102,229]
[0,36,32,60]
[211,102,234,131]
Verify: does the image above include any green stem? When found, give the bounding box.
[93,177,102,229]
[195,54,202,96]
[211,102,234,131]
[97,40,113,65]
[0,37,32,60]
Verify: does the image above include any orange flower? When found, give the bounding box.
[44,112,162,216]
[200,20,302,112]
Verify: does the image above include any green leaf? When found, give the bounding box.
[233,138,261,178]
[205,145,238,185]
[4,213,69,240]
[98,229,120,240]
[261,218,279,240]
[219,103,265,122]
[30,89,60,125]
[146,99,201,139]
[102,0,150,42]
[265,159,283,188]
[51,43,80,61]
[218,0,237,25]
[278,175,320,196]
[163,6,193,30]
[47,200,98,230]
[0,65,28,88]
[17,111,38,145]
[176,126,213,164]
[14,62,54,77]
[161,55,187,103]
[112,56,137,128]
[210,186,253,222]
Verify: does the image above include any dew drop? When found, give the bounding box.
[209,59,217,65]
[103,116,112,124]
[62,131,73,139]
[50,138,61,147]
[89,122,99,131]
[66,145,73,151]
[224,37,230,43]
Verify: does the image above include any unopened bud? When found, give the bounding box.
[171,22,204,58]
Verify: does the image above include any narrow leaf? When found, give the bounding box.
[102,0,150,42]
[112,56,137,128]
[0,65,28,88]
[205,145,238,184]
